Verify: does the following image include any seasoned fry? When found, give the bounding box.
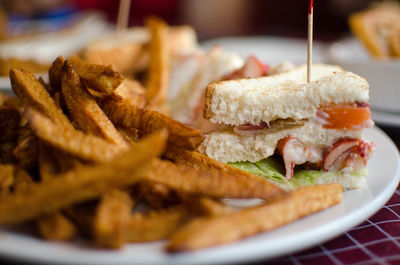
[125,205,192,243]
[12,168,33,193]
[117,126,140,145]
[0,130,167,224]
[144,159,285,200]
[0,92,8,105]
[48,56,65,94]
[69,55,124,96]
[103,98,204,150]
[0,107,20,142]
[191,197,233,216]
[93,190,134,248]
[61,61,128,147]
[165,148,284,198]
[0,164,14,196]
[137,180,181,209]
[145,17,170,110]
[25,108,123,162]
[167,184,343,252]
[13,126,38,170]
[38,142,82,181]
[10,68,73,129]
[0,141,17,164]
[112,78,146,108]
[37,213,77,241]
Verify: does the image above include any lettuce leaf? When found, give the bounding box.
[229,157,366,188]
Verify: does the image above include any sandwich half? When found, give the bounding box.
[199,64,375,190]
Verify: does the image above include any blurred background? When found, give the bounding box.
[0,0,384,41]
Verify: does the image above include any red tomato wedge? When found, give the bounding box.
[317,104,371,130]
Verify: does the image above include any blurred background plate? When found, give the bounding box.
[202,36,327,65]
[327,38,400,114]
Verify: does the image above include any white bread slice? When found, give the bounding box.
[198,121,363,163]
[204,64,369,126]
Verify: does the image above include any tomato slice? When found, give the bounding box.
[317,104,371,130]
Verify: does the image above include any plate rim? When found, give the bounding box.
[0,126,398,265]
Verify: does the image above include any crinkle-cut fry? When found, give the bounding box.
[93,190,134,248]
[125,205,192,243]
[165,148,284,199]
[0,164,14,196]
[102,98,204,150]
[48,56,65,94]
[25,108,123,163]
[146,159,285,201]
[69,55,124,96]
[0,130,167,225]
[61,61,128,148]
[0,106,20,142]
[37,213,77,241]
[167,184,343,252]
[111,78,146,108]
[10,68,73,130]
[145,17,170,109]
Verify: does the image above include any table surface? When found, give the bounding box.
[256,124,400,265]
[0,125,399,265]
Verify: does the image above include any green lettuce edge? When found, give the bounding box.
[228,157,366,188]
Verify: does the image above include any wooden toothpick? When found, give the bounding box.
[307,0,314,83]
[116,0,132,31]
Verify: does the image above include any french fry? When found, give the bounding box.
[102,98,204,150]
[0,107,20,142]
[167,184,343,252]
[0,130,167,225]
[0,141,17,164]
[69,55,124,96]
[93,190,134,248]
[48,56,65,94]
[191,197,233,216]
[144,159,285,201]
[38,142,82,181]
[25,108,123,163]
[37,213,77,241]
[12,167,33,193]
[61,61,128,148]
[165,148,285,199]
[0,91,8,106]
[10,68,73,129]
[0,164,14,196]
[137,180,181,209]
[117,126,140,145]
[145,17,170,112]
[124,205,192,243]
[111,78,146,108]
[13,126,38,171]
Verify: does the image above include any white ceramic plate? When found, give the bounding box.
[0,127,398,265]
[201,36,327,65]
[372,109,400,127]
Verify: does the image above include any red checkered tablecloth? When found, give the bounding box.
[250,185,400,265]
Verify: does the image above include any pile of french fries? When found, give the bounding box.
[0,17,343,252]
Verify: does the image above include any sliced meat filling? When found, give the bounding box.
[276,137,375,180]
